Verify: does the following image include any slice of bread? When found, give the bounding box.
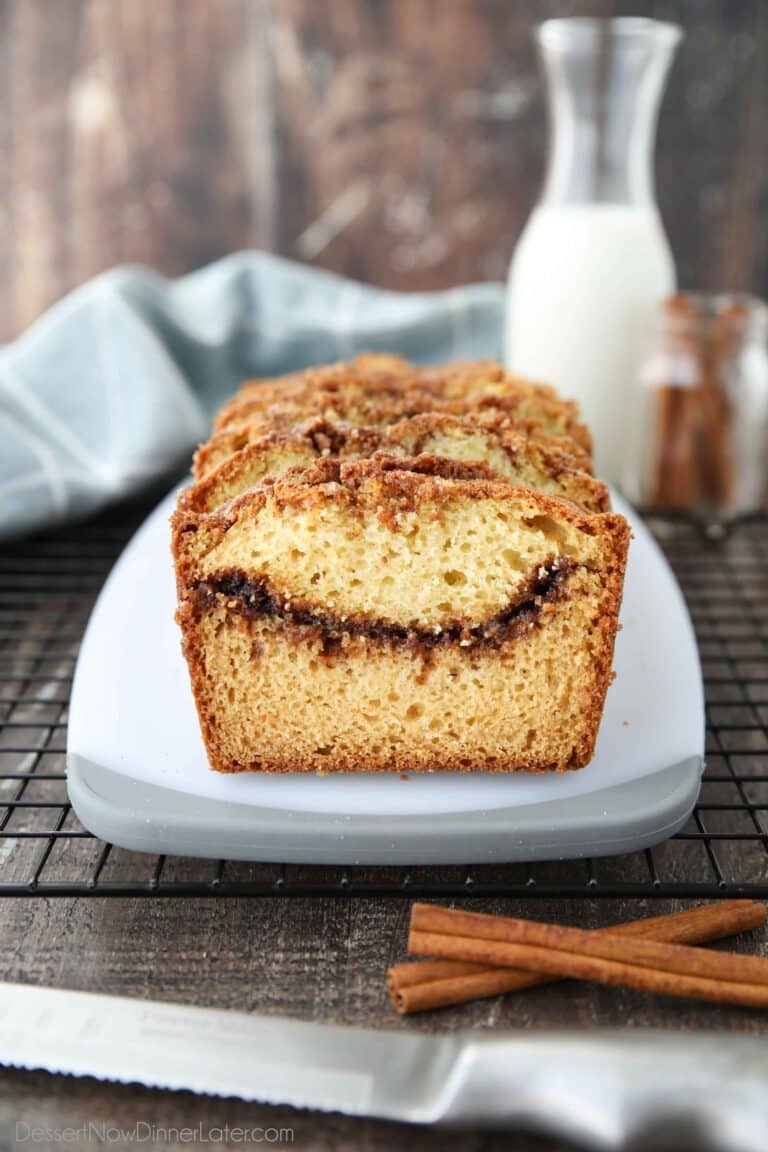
[173,456,629,774]
[213,360,591,452]
[195,382,593,479]
[183,412,608,516]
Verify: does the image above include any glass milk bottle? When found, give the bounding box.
[505,17,682,487]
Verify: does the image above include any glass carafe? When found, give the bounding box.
[505,17,682,487]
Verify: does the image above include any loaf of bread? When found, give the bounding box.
[172,356,630,774]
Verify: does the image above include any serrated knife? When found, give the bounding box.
[1,982,767,1150]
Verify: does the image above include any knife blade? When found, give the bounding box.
[1,982,767,1151]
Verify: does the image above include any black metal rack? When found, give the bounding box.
[1,494,767,898]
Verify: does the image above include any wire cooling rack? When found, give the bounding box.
[1,492,767,898]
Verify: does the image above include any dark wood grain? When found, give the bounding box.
[0,0,766,339]
[0,894,765,1149]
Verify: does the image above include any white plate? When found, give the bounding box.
[67,489,704,863]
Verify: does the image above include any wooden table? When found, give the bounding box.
[1,893,766,1152]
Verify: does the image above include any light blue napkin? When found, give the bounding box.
[0,251,504,540]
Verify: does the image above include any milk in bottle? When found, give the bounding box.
[505,18,682,489]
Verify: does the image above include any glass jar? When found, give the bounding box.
[629,294,768,522]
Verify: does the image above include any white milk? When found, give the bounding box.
[505,204,676,488]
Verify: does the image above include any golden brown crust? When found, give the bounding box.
[211,356,591,455]
[195,407,593,482]
[217,387,591,455]
[257,454,608,522]
[181,419,382,514]
[234,354,555,405]
[186,410,608,515]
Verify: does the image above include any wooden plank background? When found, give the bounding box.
[0,0,766,342]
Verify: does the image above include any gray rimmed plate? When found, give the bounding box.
[67,489,704,864]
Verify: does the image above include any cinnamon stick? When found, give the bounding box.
[388,900,765,1014]
[401,901,768,1012]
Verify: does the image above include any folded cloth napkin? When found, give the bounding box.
[0,251,504,541]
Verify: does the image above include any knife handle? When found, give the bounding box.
[420,1033,768,1149]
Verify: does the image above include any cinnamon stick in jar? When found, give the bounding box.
[647,295,703,510]
[642,293,753,515]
